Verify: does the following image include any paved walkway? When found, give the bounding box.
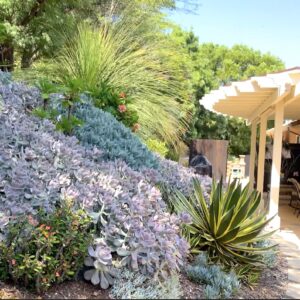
[276,201,300,299]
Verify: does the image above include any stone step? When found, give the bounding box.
[289,269,300,283]
[280,186,294,192]
[286,258,300,268]
[280,195,292,202]
[281,183,293,188]
[286,282,300,299]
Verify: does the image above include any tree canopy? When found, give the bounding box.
[0,0,177,69]
[0,1,286,158]
[167,28,285,156]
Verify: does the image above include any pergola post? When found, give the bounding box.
[249,121,257,189]
[269,101,284,228]
[257,113,268,202]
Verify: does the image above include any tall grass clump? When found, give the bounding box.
[53,12,190,147]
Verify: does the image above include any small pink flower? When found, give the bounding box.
[28,215,38,226]
[118,104,127,113]
[119,92,126,99]
[55,272,60,277]
[45,226,51,231]
[11,259,16,266]
[132,123,140,132]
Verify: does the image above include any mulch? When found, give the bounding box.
[180,251,288,299]
[0,252,288,299]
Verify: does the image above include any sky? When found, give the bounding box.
[167,0,300,68]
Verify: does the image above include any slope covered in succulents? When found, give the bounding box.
[74,103,212,196]
[0,76,203,287]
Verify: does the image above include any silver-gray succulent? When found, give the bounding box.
[84,240,118,289]
[186,252,240,299]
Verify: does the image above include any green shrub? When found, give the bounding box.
[0,200,93,293]
[32,78,85,135]
[145,138,168,157]
[89,82,139,129]
[186,253,240,299]
[53,21,189,147]
[173,179,276,270]
[74,104,159,170]
[109,269,182,299]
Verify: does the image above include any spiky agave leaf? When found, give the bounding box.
[173,179,277,269]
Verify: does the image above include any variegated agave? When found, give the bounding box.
[173,179,276,269]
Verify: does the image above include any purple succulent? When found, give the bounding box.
[179,212,193,224]
[0,79,209,281]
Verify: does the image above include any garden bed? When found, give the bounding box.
[181,251,288,299]
[0,252,288,299]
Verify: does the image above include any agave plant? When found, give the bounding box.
[173,179,276,268]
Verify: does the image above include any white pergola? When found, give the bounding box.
[201,67,300,228]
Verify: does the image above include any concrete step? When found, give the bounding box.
[286,282,300,299]
[280,194,292,201]
[281,183,293,188]
[280,187,294,193]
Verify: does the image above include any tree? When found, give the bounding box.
[171,35,285,156]
[0,0,92,70]
[0,0,177,70]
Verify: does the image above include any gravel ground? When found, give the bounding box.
[0,253,288,299]
[180,251,288,299]
[0,281,110,299]
[236,252,288,299]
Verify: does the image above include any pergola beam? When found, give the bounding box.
[248,89,282,123]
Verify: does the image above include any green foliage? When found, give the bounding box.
[0,200,93,293]
[32,79,85,135]
[32,106,59,120]
[192,43,284,155]
[109,269,182,299]
[74,104,159,170]
[145,138,168,157]
[35,78,57,109]
[170,26,285,155]
[186,253,240,299]
[53,18,191,147]
[56,114,83,135]
[173,179,277,270]
[0,0,178,70]
[90,82,139,129]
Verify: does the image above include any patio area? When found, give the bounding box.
[279,198,300,237]
[201,67,300,229]
[275,197,300,299]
